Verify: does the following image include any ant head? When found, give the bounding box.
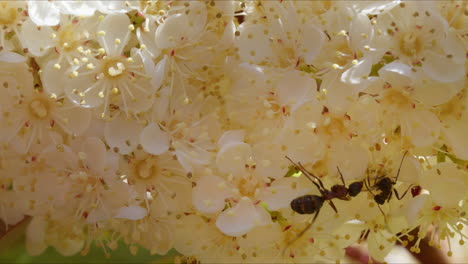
[348,181,363,197]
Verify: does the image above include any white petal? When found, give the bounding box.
[104,117,142,154]
[277,70,315,110]
[423,51,464,82]
[441,30,465,65]
[300,23,324,64]
[217,130,245,148]
[98,14,131,56]
[378,61,413,85]
[0,52,26,63]
[155,13,190,49]
[115,205,148,220]
[20,19,54,56]
[443,119,468,160]
[185,1,207,37]
[65,76,104,108]
[192,175,232,214]
[341,59,373,85]
[151,55,167,90]
[412,78,463,106]
[420,163,467,207]
[236,23,273,64]
[349,13,372,52]
[328,140,369,181]
[136,23,161,58]
[397,155,422,184]
[57,101,91,136]
[404,194,428,227]
[26,217,48,256]
[216,142,252,176]
[41,59,67,96]
[258,177,310,211]
[56,1,96,17]
[400,110,440,147]
[52,238,84,257]
[216,197,264,237]
[27,1,60,26]
[140,123,170,155]
[81,137,107,172]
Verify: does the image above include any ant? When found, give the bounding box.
[365,151,412,205]
[364,151,414,220]
[283,156,364,252]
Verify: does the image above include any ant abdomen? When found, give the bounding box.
[290,195,324,214]
[348,181,363,197]
[374,192,390,205]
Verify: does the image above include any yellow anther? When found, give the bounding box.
[98,30,106,36]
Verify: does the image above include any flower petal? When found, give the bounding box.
[192,175,232,214]
[140,123,170,155]
[155,13,190,49]
[216,142,252,176]
[216,197,266,237]
[423,51,464,82]
[115,205,148,220]
[27,1,60,26]
[300,23,324,64]
[104,117,142,154]
[20,19,54,56]
[400,110,440,147]
[442,119,468,160]
[81,137,107,172]
[98,14,131,56]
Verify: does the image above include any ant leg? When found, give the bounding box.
[363,178,376,196]
[394,151,409,182]
[358,229,370,243]
[377,204,388,225]
[282,209,321,257]
[387,189,393,203]
[327,200,338,214]
[394,184,413,200]
[336,166,346,186]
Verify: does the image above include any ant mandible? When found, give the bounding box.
[284,156,364,252]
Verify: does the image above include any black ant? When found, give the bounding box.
[283,157,363,252]
[365,151,412,205]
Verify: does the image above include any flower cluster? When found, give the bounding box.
[0,1,467,263]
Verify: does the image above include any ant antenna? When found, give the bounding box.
[285,156,323,192]
[336,166,346,186]
[394,151,408,183]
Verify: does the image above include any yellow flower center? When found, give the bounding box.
[28,99,50,119]
[399,32,423,57]
[104,59,127,79]
[0,2,18,25]
[135,157,159,180]
[57,24,81,52]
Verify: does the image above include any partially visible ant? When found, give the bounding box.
[365,151,413,216]
[283,156,364,253]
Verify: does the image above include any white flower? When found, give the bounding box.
[64,14,155,117]
[375,2,465,82]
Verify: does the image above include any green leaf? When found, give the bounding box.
[284,165,300,178]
